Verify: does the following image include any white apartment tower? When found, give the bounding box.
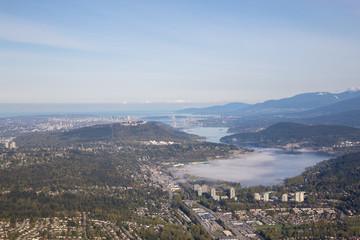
[230,187,235,199]
[282,194,288,202]
[295,191,305,202]
[194,184,201,191]
[197,188,202,196]
[263,193,269,202]
[300,191,305,202]
[254,193,261,201]
[210,188,216,197]
[9,142,16,149]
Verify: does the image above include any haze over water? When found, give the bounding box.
[175,127,332,186]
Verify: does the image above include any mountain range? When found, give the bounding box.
[178,90,360,116]
[227,100,360,133]
[176,102,250,115]
[177,90,360,133]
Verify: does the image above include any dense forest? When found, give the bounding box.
[0,150,141,220]
[0,150,135,190]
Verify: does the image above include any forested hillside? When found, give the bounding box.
[221,122,360,150]
[15,121,201,147]
[286,152,360,213]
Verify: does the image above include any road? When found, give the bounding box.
[196,203,249,240]
[15,220,26,232]
[187,204,216,239]
[83,211,88,239]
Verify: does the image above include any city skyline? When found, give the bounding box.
[1,0,360,104]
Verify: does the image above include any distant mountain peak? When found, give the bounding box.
[349,87,360,92]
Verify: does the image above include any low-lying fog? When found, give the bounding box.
[172,148,331,186]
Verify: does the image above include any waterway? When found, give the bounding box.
[182,127,229,143]
[173,127,332,186]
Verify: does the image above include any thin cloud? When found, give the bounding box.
[0,14,94,51]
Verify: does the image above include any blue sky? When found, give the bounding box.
[0,0,360,104]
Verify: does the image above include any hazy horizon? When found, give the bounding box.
[0,102,211,116]
[1,86,360,117]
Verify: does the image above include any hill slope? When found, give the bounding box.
[228,108,360,134]
[15,121,200,147]
[286,152,360,194]
[306,96,360,115]
[300,110,360,127]
[221,122,360,149]
[285,152,360,213]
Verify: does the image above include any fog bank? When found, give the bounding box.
[172,149,330,186]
